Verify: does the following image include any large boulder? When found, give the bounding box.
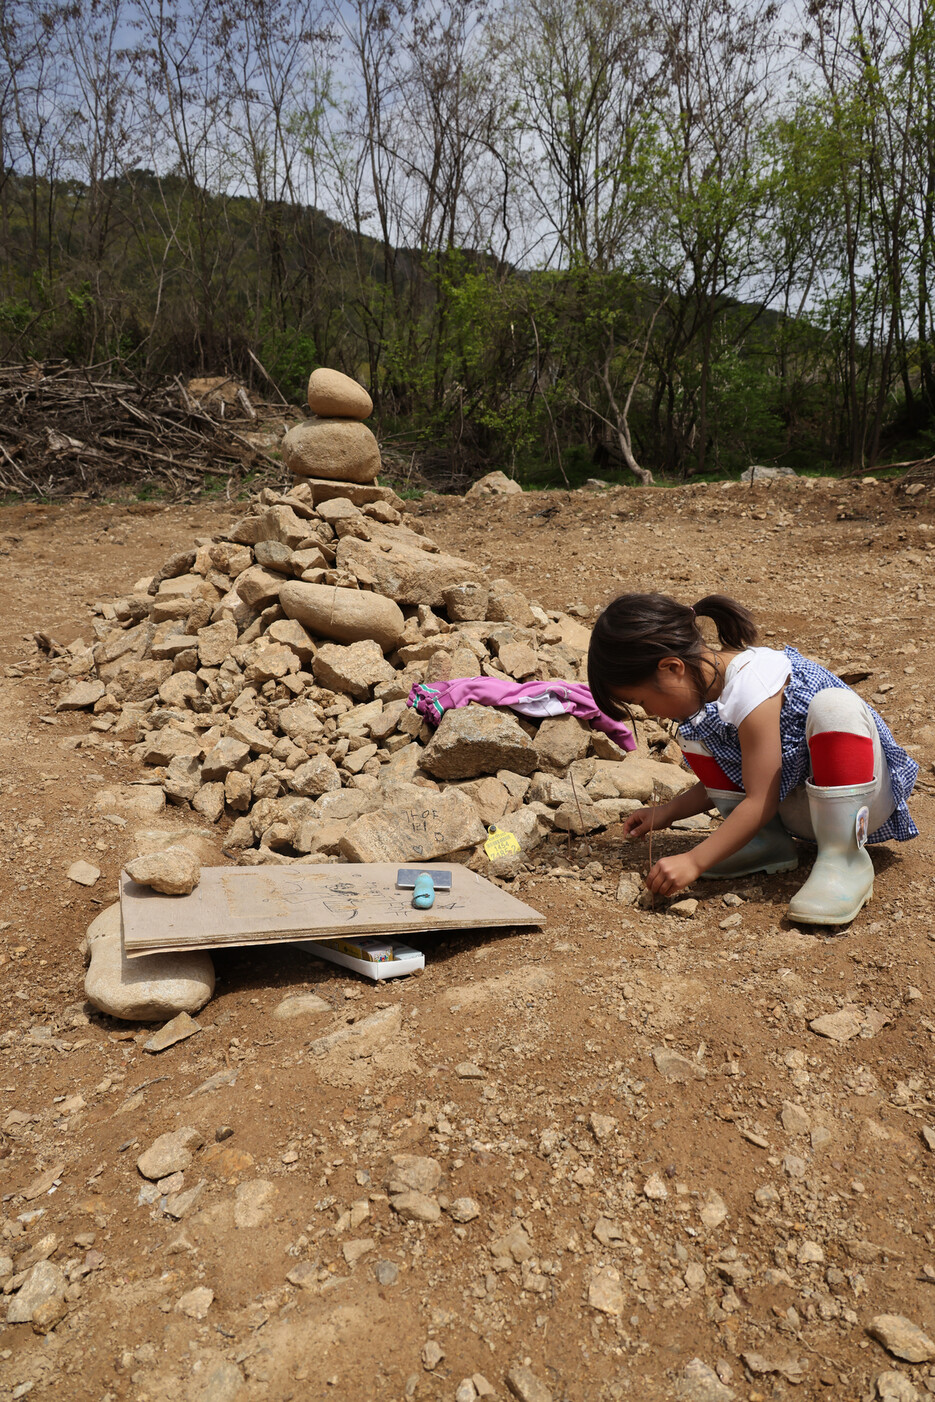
[336,535,480,607]
[339,789,485,863]
[282,419,380,483]
[84,904,214,1021]
[279,581,404,652]
[420,705,539,780]
[312,640,395,698]
[307,368,373,420]
[571,755,694,803]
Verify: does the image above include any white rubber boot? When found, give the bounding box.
[787,780,875,925]
[699,789,799,880]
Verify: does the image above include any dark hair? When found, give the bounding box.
[587,592,758,719]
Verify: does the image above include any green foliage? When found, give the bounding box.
[260,328,318,403]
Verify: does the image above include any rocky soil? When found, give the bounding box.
[1,473,934,1402]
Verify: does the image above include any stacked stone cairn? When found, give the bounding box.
[59,367,692,1016]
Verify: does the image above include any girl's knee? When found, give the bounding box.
[806,686,874,739]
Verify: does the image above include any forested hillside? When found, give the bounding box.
[1,0,934,484]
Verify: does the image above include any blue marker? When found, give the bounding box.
[412,872,435,909]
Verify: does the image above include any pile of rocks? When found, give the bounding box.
[57,368,692,880]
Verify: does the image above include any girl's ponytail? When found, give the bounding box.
[692,595,758,650]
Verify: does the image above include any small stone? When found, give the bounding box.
[442,581,489,621]
[533,714,590,770]
[272,993,331,1019]
[57,680,105,710]
[143,1010,201,1053]
[643,1173,668,1200]
[506,1363,554,1402]
[867,1315,935,1363]
[668,897,698,918]
[390,1191,441,1224]
[809,1008,864,1042]
[67,860,100,887]
[741,1351,808,1384]
[201,736,251,781]
[234,1179,276,1229]
[422,1339,445,1370]
[448,1197,481,1223]
[615,873,641,905]
[652,1046,706,1082]
[456,1381,479,1402]
[386,1155,442,1195]
[177,1285,214,1319]
[286,1261,319,1291]
[589,1264,625,1315]
[676,1358,737,1401]
[797,1240,824,1264]
[593,1217,624,1246]
[589,1112,617,1142]
[190,1360,244,1402]
[490,1224,534,1263]
[137,1126,204,1180]
[290,753,341,797]
[780,1101,811,1134]
[699,1190,728,1229]
[164,1181,206,1220]
[192,781,225,823]
[684,1262,707,1291]
[457,1061,485,1079]
[30,1294,68,1334]
[485,577,535,625]
[6,1260,67,1324]
[342,1238,375,1266]
[373,1260,398,1286]
[876,1370,922,1401]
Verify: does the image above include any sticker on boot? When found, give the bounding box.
[855,806,869,848]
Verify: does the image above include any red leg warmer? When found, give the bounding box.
[808,730,874,786]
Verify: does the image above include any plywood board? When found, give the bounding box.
[121,862,543,958]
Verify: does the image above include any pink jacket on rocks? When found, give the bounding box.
[407,678,636,751]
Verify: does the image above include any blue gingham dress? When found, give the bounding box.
[678,646,918,843]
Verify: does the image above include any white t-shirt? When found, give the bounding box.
[711,647,791,729]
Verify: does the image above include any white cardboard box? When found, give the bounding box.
[298,938,425,981]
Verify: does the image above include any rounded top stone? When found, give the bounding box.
[308,368,373,420]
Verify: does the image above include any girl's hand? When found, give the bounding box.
[646,852,701,897]
[622,805,668,840]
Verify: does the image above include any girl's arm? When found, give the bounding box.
[646,693,784,896]
[622,781,711,839]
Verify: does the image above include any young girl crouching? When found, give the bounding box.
[587,592,918,925]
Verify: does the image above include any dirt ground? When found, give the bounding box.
[1,474,935,1402]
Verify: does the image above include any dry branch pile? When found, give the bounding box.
[0,363,295,500]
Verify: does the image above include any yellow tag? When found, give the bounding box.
[484,825,521,859]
